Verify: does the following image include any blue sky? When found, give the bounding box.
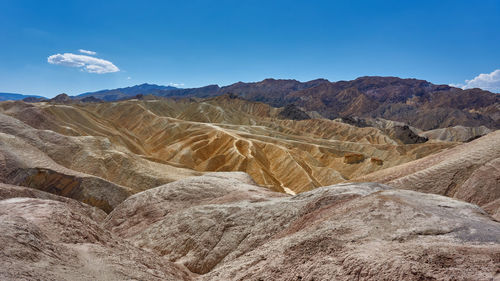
[0,0,499,97]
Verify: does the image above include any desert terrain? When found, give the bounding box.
[0,78,499,280]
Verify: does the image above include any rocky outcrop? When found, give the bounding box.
[336,116,428,144]
[390,125,428,144]
[50,93,72,103]
[278,104,311,120]
[370,157,384,165]
[343,153,365,164]
[361,119,427,144]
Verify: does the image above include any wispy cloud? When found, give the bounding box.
[79,49,97,55]
[47,53,119,74]
[451,69,500,93]
[169,82,184,87]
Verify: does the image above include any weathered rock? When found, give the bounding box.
[390,125,428,144]
[344,153,365,164]
[278,104,311,120]
[370,157,384,165]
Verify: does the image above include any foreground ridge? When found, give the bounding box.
[355,130,500,220]
[1,173,499,280]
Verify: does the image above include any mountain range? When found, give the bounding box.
[76,76,500,130]
[3,76,499,130]
[0,92,45,101]
[78,83,177,101]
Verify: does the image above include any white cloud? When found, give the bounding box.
[47,53,119,74]
[451,69,500,93]
[79,49,97,55]
[127,76,132,80]
[169,82,184,87]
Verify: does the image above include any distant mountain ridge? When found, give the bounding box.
[78,83,177,101]
[79,76,500,130]
[0,92,45,101]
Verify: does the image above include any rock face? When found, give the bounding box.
[355,130,500,220]
[390,125,428,144]
[335,116,428,144]
[103,173,500,280]
[278,104,311,120]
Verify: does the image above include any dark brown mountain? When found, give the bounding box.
[277,104,311,120]
[80,96,103,103]
[218,78,329,105]
[78,76,500,130]
[50,93,72,103]
[281,77,499,129]
[161,76,499,129]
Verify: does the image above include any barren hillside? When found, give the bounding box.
[0,98,456,194]
[0,95,499,281]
